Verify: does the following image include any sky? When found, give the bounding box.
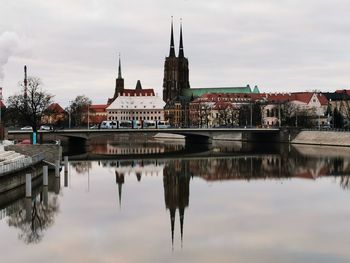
[1,0,350,107]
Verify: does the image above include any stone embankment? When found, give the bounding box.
[4,144,62,165]
[292,130,350,147]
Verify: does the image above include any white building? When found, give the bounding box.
[106,90,166,122]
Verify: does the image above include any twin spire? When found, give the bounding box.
[169,17,185,58]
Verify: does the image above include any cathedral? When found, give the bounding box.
[163,19,190,103]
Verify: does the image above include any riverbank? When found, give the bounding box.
[4,144,62,165]
[292,130,350,147]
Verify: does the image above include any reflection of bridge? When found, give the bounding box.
[9,127,281,144]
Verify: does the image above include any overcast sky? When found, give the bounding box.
[1,0,350,106]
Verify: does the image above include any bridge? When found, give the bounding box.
[8,127,281,144]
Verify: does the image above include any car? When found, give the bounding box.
[39,125,53,131]
[20,126,33,131]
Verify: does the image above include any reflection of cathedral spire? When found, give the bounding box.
[163,160,190,249]
[170,208,176,249]
[115,171,125,207]
[179,206,184,245]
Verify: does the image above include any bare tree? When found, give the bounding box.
[67,95,92,127]
[199,103,211,128]
[7,77,53,132]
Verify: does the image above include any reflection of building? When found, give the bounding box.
[101,140,185,155]
[107,143,166,155]
[163,161,190,247]
[115,171,124,207]
[110,161,165,206]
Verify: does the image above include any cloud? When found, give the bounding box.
[0,31,20,82]
[1,0,350,105]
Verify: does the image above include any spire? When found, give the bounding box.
[178,19,184,58]
[135,80,142,90]
[179,207,185,248]
[116,172,124,208]
[170,208,176,250]
[169,17,176,57]
[118,54,122,79]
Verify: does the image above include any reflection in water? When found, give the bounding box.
[4,189,59,244]
[163,161,190,249]
[3,139,350,259]
[70,161,92,174]
[91,136,186,156]
[105,160,165,206]
[66,148,350,249]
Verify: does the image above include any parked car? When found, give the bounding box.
[39,125,53,131]
[20,126,33,131]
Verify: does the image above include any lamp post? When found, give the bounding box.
[87,104,90,130]
[250,102,253,127]
[68,101,72,129]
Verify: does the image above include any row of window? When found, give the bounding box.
[120,105,157,109]
[108,111,162,115]
[109,116,162,121]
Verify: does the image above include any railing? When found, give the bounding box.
[0,153,45,176]
[301,128,350,132]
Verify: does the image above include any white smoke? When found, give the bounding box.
[0,31,20,81]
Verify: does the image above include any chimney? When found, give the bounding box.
[24,65,28,99]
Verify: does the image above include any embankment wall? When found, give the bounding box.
[292,130,350,147]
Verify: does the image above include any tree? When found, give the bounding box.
[238,102,262,127]
[198,103,211,127]
[333,107,344,128]
[252,102,262,126]
[239,104,249,126]
[67,95,92,127]
[7,77,53,132]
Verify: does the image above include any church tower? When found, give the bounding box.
[163,19,190,103]
[108,55,125,104]
[114,55,124,98]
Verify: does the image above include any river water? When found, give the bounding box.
[1,136,350,262]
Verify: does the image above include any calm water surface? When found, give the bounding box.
[1,138,350,262]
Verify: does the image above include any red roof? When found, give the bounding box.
[336,89,350,95]
[252,92,328,105]
[90,104,108,113]
[47,103,65,114]
[191,91,329,106]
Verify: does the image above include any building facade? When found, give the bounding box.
[106,81,165,123]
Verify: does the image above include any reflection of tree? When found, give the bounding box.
[7,192,59,244]
[71,161,92,174]
[339,176,350,190]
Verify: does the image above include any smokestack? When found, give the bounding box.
[24,65,27,99]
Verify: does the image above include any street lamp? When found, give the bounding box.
[87,104,90,130]
[68,101,72,129]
